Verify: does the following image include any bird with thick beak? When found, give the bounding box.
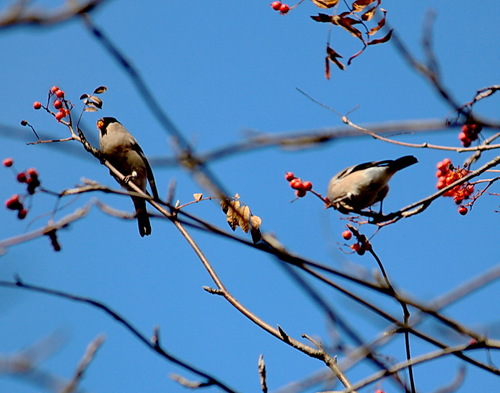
[97,117,158,236]
[326,155,418,214]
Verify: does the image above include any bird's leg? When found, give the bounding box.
[123,170,138,185]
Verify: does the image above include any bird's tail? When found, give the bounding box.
[133,197,151,237]
[392,155,418,171]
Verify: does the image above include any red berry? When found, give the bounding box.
[55,111,66,121]
[437,158,451,171]
[55,90,65,98]
[50,86,60,93]
[3,158,13,167]
[17,209,28,220]
[295,189,306,198]
[279,3,290,14]
[33,101,42,110]
[458,206,468,215]
[5,194,22,210]
[342,230,352,240]
[469,123,482,132]
[302,181,313,191]
[54,100,63,109]
[27,168,39,179]
[461,138,471,147]
[16,172,27,183]
[290,178,303,190]
[285,172,295,181]
[271,1,282,10]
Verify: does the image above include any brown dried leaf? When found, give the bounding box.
[368,28,393,45]
[325,56,331,80]
[311,0,340,8]
[84,106,98,112]
[310,13,333,23]
[368,8,387,35]
[334,14,363,40]
[79,93,89,100]
[238,205,251,233]
[93,86,107,94]
[326,46,345,71]
[352,0,378,12]
[193,193,203,201]
[361,0,381,21]
[90,96,103,109]
[250,215,262,230]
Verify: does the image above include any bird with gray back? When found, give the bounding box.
[97,117,159,236]
[327,155,418,214]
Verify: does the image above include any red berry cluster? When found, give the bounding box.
[285,172,313,198]
[33,85,70,122]
[344,230,371,255]
[17,168,41,195]
[3,158,42,219]
[5,194,28,219]
[458,122,482,147]
[436,158,474,215]
[270,1,290,14]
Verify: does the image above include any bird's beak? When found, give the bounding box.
[97,119,104,130]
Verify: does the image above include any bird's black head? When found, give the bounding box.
[97,117,120,132]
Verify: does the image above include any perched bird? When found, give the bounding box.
[97,117,159,236]
[326,155,418,214]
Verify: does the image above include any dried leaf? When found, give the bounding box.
[310,13,333,23]
[238,205,251,232]
[84,107,98,112]
[311,0,340,8]
[368,28,393,45]
[79,93,89,100]
[326,46,345,71]
[250,215,262,230]
[368,8,387,35]
[193,193,203,201]
[334,14,363,40]
[352,0,378,12]
[325,56,331,80]
[361,0,381,21]
[93,86,107,94]
[90,96,103,108]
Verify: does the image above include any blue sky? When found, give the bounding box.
[0,1,499,392]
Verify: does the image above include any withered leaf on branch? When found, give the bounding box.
[93,86,108,94]
[361,0,381,21]
[193,193,203,202]
[311,0,340,8]
[326,46,345,73]
[368,8,387,35]
[220,196,262,238]
[310,13,333,23]
[352,0,379,12]
[367,28,393,45]
[332,13,363,40]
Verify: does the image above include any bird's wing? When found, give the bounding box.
[132,141,159,199]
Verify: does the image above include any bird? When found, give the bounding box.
[97,117,159,237]
[326,155,418,214]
